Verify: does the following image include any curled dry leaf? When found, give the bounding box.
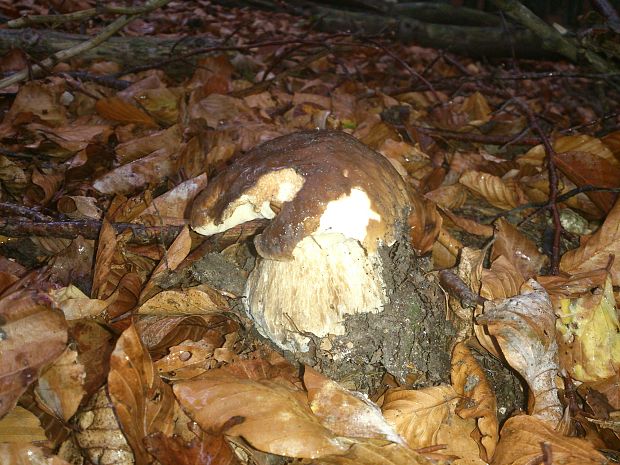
[50,285,109,320]
[560,198,620,286]
[408,193,442,254]
[440,208,494,237]
[459,170,525,210]
[0,276,68,418]
[477,281,562,425]
[74,386,134,465]
[57,196,102,219]
[381,385,480,460]
[491,415,607,465]
[3,80,67,127]
[304,367,404,444]
[34,347,86,422]
[0,405,47,443]
[144,430,240,465]
[451,342,498,461]
[518,134,618,167]
[133,87,182,126]
[491,219,547,279]
[480,255,525,301]
[0,443,72,465]
[116,124,182,165]
[25,167,63,205]
[173,370,349,459]
[556,274,620,382]
[108,325,175,465]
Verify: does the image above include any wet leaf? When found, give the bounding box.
[173,370,349,459]
[108,325,175,465]
[0,276,68,418]
[0,443,72,465]
[491,219,547,279]
[492,415,607,465]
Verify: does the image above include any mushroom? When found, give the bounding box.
[191,130,412,352]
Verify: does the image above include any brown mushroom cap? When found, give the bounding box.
[191,130,412,258]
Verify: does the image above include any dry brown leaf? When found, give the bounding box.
[74,386,134,465]
[491,219,547,279]
[304,367,403,443]
[451,342,498,461]
[138,285,229,316]
[425,184,468,210]
[145,430,240,465]
[0,276,68,418]
[139,226,192,303]
[382,385,480,459]
[135,174,208,226]
[459,170,525,210]
[408,193,442,254]
[67,320,114,399]
[441,208,494,237]
[115,124,182,165]
[317,439,434,465]
[0,406,47,443]
[0,443,72,465]
[555,274,620,382]
[555,151,620,213]
[50,285,109,320]
[538,267,609,304]
[96,96,158,127]
[491,415,607,465]
[480,255,525,301]
[133,87,182,126]
[108,325,175,465]
[56,196,102,219]
[136,314,239,358]
[0,155,28,193]
[189,93,255,128]
[34,347,85,421]
[519,134,618,167]
[3,80,67,127]
[477,281,562,425]
[173,371,349,459]
[155,340,219,381]
[93,146,179,195]
[560,198,620,286]
[25,167,63,206]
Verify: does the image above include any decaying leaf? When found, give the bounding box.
[480,255,525,301]
[96,96,158,127]
[477,281,562,425]
[317,439,434,465]
[108,325,175,465]
[556,274,620,382]
[0,276,68,418]
[34,347,86,421]
[138,285,229,316]
[0,406,47,443]
[0,443,72,465]
[144,430,240,465]
[560,198,620,286]
[408,193,442,255]
[173,370,349,459]
[492,415,607,465]
[491,219,547,279]
[74,386,134,465]
[304,367,403,444]
[381,385,480,460]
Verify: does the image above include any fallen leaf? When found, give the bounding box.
[304,367,404,444]
[408,193,442,254]
[96,97,158,127]
[317,439,433,465]
[144,430,240,465]
[492,415,607,465]
[3,80,67,127]
[459,170,525,210]
[0,443,71,465]
[108,325,175,465]
[34,347,86,421]
[173,370,349,459]
[477,281,562,424]
[560,198,620,286]
[425,184,468,210]
[0,275,68,418]
[451,342,498,461]
[0,406,47,443]
[556,274,620,382]
[138,285,229,316]
[491,219,547,279]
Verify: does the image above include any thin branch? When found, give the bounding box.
[0,202,54,222]
[0,0,172,90]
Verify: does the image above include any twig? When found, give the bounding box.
[512,98,562,274]
[0,202,54,222]
[0,0,172,90]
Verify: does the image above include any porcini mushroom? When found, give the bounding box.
[191,130,412,352]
